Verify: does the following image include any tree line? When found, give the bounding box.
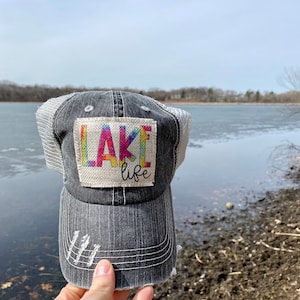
[0,80,299,103]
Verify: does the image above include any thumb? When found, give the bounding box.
[82,259,115,300]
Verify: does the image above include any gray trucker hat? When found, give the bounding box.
[36,90,191,289]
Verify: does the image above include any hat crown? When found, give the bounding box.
[49,91,181,205]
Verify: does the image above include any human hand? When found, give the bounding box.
[55,259,154,300]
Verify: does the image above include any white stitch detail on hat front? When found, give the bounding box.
[170,267,177,276]
[123,187,126,205]
[67,230,79,260]
[75,234,90,265]
[112,188,115,205]
[176,245,182,253]
[87,244,100,267]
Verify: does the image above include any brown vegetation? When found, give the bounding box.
[1,81,300,103]
[153,188,300,299]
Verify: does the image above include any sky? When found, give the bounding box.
[0,0,300,94]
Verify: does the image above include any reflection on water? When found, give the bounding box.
[0,103,45,177]
[172,130,300,218]
[0,169,63,299]
[0,170,61,242]
[186,104,300,146]
[0,103,64,298]
[0,232,63,299]
[0,148,45,177]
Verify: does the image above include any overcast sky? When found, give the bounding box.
[0,0,299,93]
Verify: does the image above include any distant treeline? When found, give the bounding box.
[1,81,300,103]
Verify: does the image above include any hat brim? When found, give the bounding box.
[58,186,177,289]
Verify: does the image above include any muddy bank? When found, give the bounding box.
[153,188,300,300]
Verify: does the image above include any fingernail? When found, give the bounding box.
[94,260,110,277]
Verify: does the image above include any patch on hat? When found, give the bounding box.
[73,117,157,188]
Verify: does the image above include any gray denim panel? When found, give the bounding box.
[53,91,179,205]
[59,186,176,289]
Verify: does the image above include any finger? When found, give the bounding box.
[113,289,131,300]
[55,283,87,300]
[132,286,154,300]
[82,259,115,300]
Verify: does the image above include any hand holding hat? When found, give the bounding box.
[56,259,154,300]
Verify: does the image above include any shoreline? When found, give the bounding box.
[153,187,300,299]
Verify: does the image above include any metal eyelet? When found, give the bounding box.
[141,105,150,112]
[84,105,94,112]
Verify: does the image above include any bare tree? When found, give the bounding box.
[278,67,300,91]
[272,67,300,181]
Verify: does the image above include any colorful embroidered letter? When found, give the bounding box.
[140,125,151,167]
[81,125,96,166]
[119,126,138,166]
[97,124,118,167]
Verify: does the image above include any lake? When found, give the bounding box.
[0,102,300,298]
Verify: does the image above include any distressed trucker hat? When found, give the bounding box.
[36,90,191,289]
